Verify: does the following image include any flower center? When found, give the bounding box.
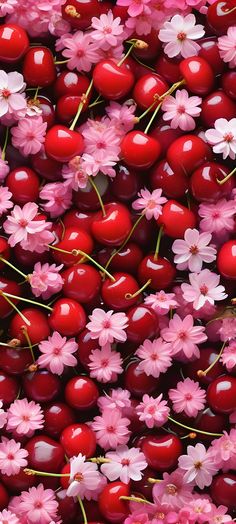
[189,244,199,254]
[148,405,156,414]
[7,453,14,460]
[22,414,30,421]
[74,472,84,482]
[147,199,157,209]
[185,393,192,400]
[166,484,177,495]
[177,104,186,114]
[151,353,158,360]
[121,458,130,466]
[104,26,112,33]
[77,49,84,57]
[101,359,109,367]
[156,513,165,520]
[102,319,111,328]
[1,88,11,99]
[177,31,186,41]
[200,284,208,295]
[194,461,202,470]
[53,347,61,355]
[178,330,187,340]
[96,140,106,149]
[107,425,115,433]
[18,218,28,227]
[212,211,220,218]
[223,132,234,143]
[34,501,43,508]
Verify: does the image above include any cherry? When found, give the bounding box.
[55,71,90,99]
[131,466,157,500]
[31,147,62,181]
[150,122,182,157]
[49,298,86,336]
[133,30,161,62]
[141,434,183,471]
[167,135,212,177]
[65,376,99,410]
[13,244,49,268]
[222,71,236,100]
[190,162,233,202]
[76,328,100,369]
[158,200,196,238]
[57,94,90,123]
[0,277,21,318]
[56,489,79,523]
[133,73,169,111]
[121,131,161,169]
[0,24,29,62]
[195,407,227,439]
[91,202,132,247]
[52,227,94,266]
[63,209,95,233]
[207,375,236,414]
[62,264,101,303]
[184,347,224,386]
[0,469,35,495]
[26,435,64,473]
[126,304,159,344]
[211,474,236,510]
[130,214,155,248]
[201,90,236,127]
[9,309,50,345]
[99,243,143,275]
[98,482,130,523]
[207,0,236,35]
[111,165,142,203]
[74,174,110,212]
[150,160,188,199]
[0,372,19,405]
[101,272,140,310]
[43,402,76,438]
[6,166,40,205]
[198,37,224,75]
[62,0,100,29]
[124,361,158,398]
[23,370,60,403]
[45,125,84,163]
[93,60,135,100]
[0,346,33,375]
[0,237,10,269]
[218,241,236,279]
[37,96,55,129]
[138,254,176,290]
[60,423,96,458]
[23,47,56,87]
[179,57,214,95]
[154,55,181,84]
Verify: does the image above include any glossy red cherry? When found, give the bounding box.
[63,209,95,233]
[0,237,10,269]
[56,489,79,523]
[26,435,64,473]
[99,243,143,275]
[158,200,196,238]
[190,162,233,202]
[141,434,183,471]
[74,174,109,212]
[133,73,169,110]
[154,55,181,84]
[77,328,99,369]
[23,47,56,86]
[121,131,161,169]
[195,407,227,439]
[211,474,236,510]
[45,125,84,163]
[184,347,224,386]
[180,57,214,95]
[60,423,96,458]
[9,308,50,345]
[218,241,236,279]
[150,121,182,157]
[49,298,86,336]
[93,60,135,100]
[0,277,21,318]
[201,90,236,127]
[13,244,48,268]
[98,482,130,523]
[133,30,161,61]
[52,227,94,266]
[55,71,90,98]
[207,0,236,35]
[125,361,157,397]
[57,94,90,123]
[0,24,29,62]
[43,402,76,438]
[23,370,60,403]
[111,165,142,203]
[150,160,188,199]
[101,272,140,310]
[6,167,40,205]
[62,264,101,303]
[167,135,212,176]
[198,37,224,75]
[222,71,236,100]
[31,147,62,181]
[37,96,55,129]
[65,376,99,410]
[0,372,19,405]
[91,203,132,247]
[62,0,100,29]
[207,375,236,414]
[126,304,159,344]
[0,346,33,375]
[0,469,35,495]
[138,254,176,290]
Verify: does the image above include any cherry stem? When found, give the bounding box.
[125,278,152,299]
[144,79,186,134]
[21,327,35,363]
[0,293,31,326]
[89,95,103,108]
[89,457,110,464]
[120,496,153,506]
[0,292,52,312]
[33,86,40,101]
[148,478,162,484]
[167,415,223,437]
[154,225,163,260]
[0,257,27,279]
[144,101,162,134]
[70,78,94,130]
[24,468,70,477]
[117,39,148,67]
[137,100,158,122]
[1,127,9,160]
[89,176,106,217]
[104,213,144,272]
[180,432,197,440]
[217,165,236,185]
[54,59,69,65]
[133,55,155,72]
[78,496,87,524]
[197,341,226,377]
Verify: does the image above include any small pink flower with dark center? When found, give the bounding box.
[144,290,178,315]
[91,11,124,49]
[0,70,26,117]
[218,318,236,342]
[152,470,194,509]
[11,116,47,156]
[18,484,59,524]
[132,187,167,220]
[60,31,100,72]
[40,182,72,218]
[0,509,19,524]
[0,186,13,216]
[136,393,170,429]
[161,314,207,359]
[178,442,218,489]
[82,118,120,158]
[135,338,173,378]
[159,14,205,58]
[29,262,64,300]
[162,89,202,131]
[172,228,216,272]
[91,408,130,450]
[125,512,150,524]
[67,453,101,499]
[3,202,54,251]
[169,378,206,418]
[198,199,236,234]
[218,26,236,69]
[101,445,147,484]
[205,118,236,160]
[181,269,227,310]
[210,429,236,471]
[0,437,28,476]
[97,388,131,413]
[7,398,44,437]
[87,308,129,346]
[88,343,123,383]
[38,331,78,375]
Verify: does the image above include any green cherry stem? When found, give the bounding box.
[197,341,226,378]
[133,55,155,71]
[78,496,88,524]
[154,225,163,260]
[24,468,70,477]
[104,213,144,272]
[89,176,106,217]
[33,86,40,101]
[54,59,69,65]
[70,78,94,131]
[120,496,153,505]
[0,292,52,312]
[21,327,35,363]
[117,39,147,67]
[125,278,152,299]
[1,127,9,161]
[144,79,186,134]
[144,101,162,134]
[0,293,31,326]
[148,478,162,484]
[217,165,236,185]
[167,416,223,437]
[0,257,27,279]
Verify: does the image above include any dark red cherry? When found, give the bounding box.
[23,370,60,403]
[190,162,233,202]
[195,407,227,439]
[0,24,29,62]
[167,135,212,176]
[150,160,189,199]
[65,376,99,410]
[130,214,155,248]
[60,423,96,458]
[222,71,236,100]
[98,482,130,523]
[138,254,176,290]
[63,209,95,234]
[201,90,236,127]
[99,243,143,275]
[74,174,109,212]
[101,272,140,310]
[207,375,236,414]
[0,277,21,318]
[211,474,236,510]
[184,347,224,386]
[62,0,100,29]
[52,227,94,266]
[49,298,86,336]
[150,121,182,157]
[121,131,161,169]
[62,264,101,303]
[55,71,90,99]
[45,125,84,163]
[44,402,76,438]
[0,346,33,375]
[93,60,135,100]
[0,372,19,405]
[207,0,236,35]
[218,241,236,279]
[0,237,10,269]
[6,167,40,205]
[111,165,142,203]
[133,73,169,111]
[158,200,196,238]
[125,361,157,398]
[198,37,224,75]
[37,96,55,129]
[77,328,99,370]
[126,304,159,344]
[133,30,161,61]
[57,94,90,123]
[31,147,62,181]
[91,202,132,247]
[154,55,181,84]
[56,489,79,523]
[13,244,49,268]
[141,434,183,471]
[180,57,214,95]
[0,483,9,510]
[9,309,50,345]
[26,435,64,473]
[23,47,56,86]
[0,469,35,495]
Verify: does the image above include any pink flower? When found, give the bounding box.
[0,153,10,181]
[3,202,53,250]
[135,338,173,378]
[38,331,78,375]
[0,400,7,429]
[117,0,151,17]
[188,498,212,523]
[218,318,236,342]
[205,118,236,160]
[29,262,64,300]
[172,228,216,272]
[0,70,26,118]
[82,118,120,159]
[88,343,123,383]
[66,453,101,499]
[209,505,233,523]
[22,227,55,254]
[0,510,19,524]
[162,89,202,131]
[159,14,205,58]
[178,443,218,489]
[18,484,59,524]
[91,408,130,450]
[62,156,88,190]
[7,398,44,437]
[0,0,17,15]
[0,186,13,216]
[161,314,207,359]
[86,308,129,346]
[125,512,150,524]
[106,101,136,135]
[221,342,236,371]
[136,393,170,429]
[97,388,131,413]
[60,31,100,72]
[0,437,28,476]
[101,445,147,484]
[169,378,206,417]
[11,115,47,156]
[198,199,236,234]
[152,470,194,509]
[144,290,178,315]
[210,430,236,471]
[81,152,117,178]
[132,188,167,220]
[218,26,236,69]
[40,182,72,218]
[91,11,124,49]
[181,269,227,310]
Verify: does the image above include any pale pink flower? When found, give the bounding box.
[101,445,147,484]
[162,89,202,131]
[199,199,236,234]
[144,290,178,316]
[62,156,88,190]
[161,314,207,359]
[60,31,100,72]
[218,318,236,342]
[172,228,216,272]
[82,118,120,159]
[0,152,9,181]
[82,151,117,178]
[98,389,131,413]
[125,512,150,524]
[87,308,129,346]
[0,510,19,524]
[218,26,236,69]
[178,443,218,489]
[11,116,47,156]
[132,188,167,220]
[117,0,151,17]
[188,498,212,523]
[181,269,227,310]
[205,118,236,160]
[169,378,206,418]
[91,11,124,49]
[209,505,233,523]
[91,408,130,450]
[29,262,64,300]
[159,14,205,58]
[66,453,101,499]
[0,186,13,216]
[96,43,124,62]
[38,331,78,375]
[136,338,173,378]
[0,437,28,476]
[0,0,17,15]
[0,70,26,118]
[48,13,71,37]
[18,484,59,524]
[88,343,123,383]
[152,470,194,509]
[0,400,7,429]
[7,398,44,437]
[106,101,137,135]
[221,342,236,371]
[210,430,236,471]
[136,393,170,429]
[40,182,72,218]
[3,202,53,249]
[22,227,55,253]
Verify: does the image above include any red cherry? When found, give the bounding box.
[62,0,100,29]
[98,243,143,275]
[101,272,140,310]
[49,298,86,336]
[56,489,79,524]
[55,71,90,98]
[190,162,233,202]
[0,372,19,406]
[23,370,60,403]
[133,30,161,61]
[150,160,188,199]
[198,37,224,75]
[0,277,21,318]
[195,407,227,440]
[167,135,212,176]
[0,24,29,62]
[184,347,224,386]
[45,125,84,163]
[93,60,135,100]
[179,57,214,95]
[207,0,236,35]
[0,346,33,375]
[211,474,236,510]
[74,174,109,212]
[130,214,155,248]
[126,304,159,344]
[60,423,96,458]
[125,361,158,398]
[158,200,196,238]
[111,165,142,203]
[138,254,176,290]
[23,47,56,86]
[201,90,236,127]
[52,227,94,266]
[26,435,64,473]
[133,73,169,111]
[13,244,49,268]
[222,71,236,100]
[0,483,9,510]
[62,264,101,303]
[121,131,161,169]
[77,328,99,370]
[37,96,56,129]
[154,55,181,84]
[57,94,90,123]
[31,147,62,181]
[43,402,76,438]
[63,209,95,233]
[6,166,40,205]
[207,375,236,414]
[65,376,99,410]
[9,308,50,345]
[218,241,236,279]
[91,202,132,247]
[98,482,130,523]
[141,434,183,471]
[0,469,35,495]
[150,121,183,157]
[0,237,10,269]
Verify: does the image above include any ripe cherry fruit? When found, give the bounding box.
[0,23,29,62]
[45,125,84,163]
[121,131,161,169]
[93,60,135,100]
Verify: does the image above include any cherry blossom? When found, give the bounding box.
[91,11,124,49]
[132,188,167,220]
[18,484,59,524]
[218,318,236,342]
[97,389,131,413]
[0,71,26,118]
[0,510,19,524]
[152,470,194,509]
[187,498,212,523]
[144,290,178,315]
[91,408,130,450]
[106,101,137,135]
[169,378,206,417]
[210,430,236,471]
[0,437,28,476]
[81,118,120,159]
[60,31,100,72]
[221,342,236,372]
[205,118,236,160]
[0,151,10,181]
[0,401,7,429]
[86,308,129,346]
[88,343,123,383]
[40,182,72,218]
[7,399,44,437]
[218,26,236,69]
[135,338,173,378]
[198,199,236,234]
[178,443,218,489]
[0,186,13,216]
[117,0,151,18]
[0,0,17,16]
[3,202,54,250]
[208,505,233,524]
[136,393,170,428]
[172,228,216,272]
[161,314,207,359]
[101,445,147,483]
[181,269,227,310]
[162,90,202,131]
[158,14,205,58]
[67,453,101,499]
[28,262,64,300]
[62,156,89,190]
[38,332,78,375]
[11,116,47,156]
